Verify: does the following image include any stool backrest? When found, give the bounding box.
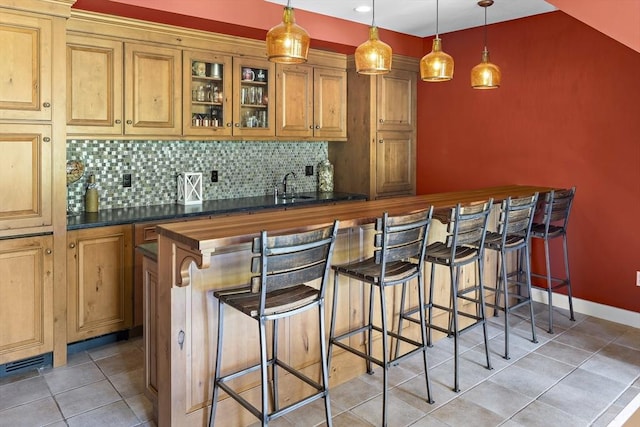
[373,207,434,268]
[250,221,339,301]
[497,193,539,244]
[446,199,493,249]
[536,187,575,234]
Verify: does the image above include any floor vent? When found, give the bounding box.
[0,353,52,378]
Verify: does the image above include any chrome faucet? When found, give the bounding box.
[282,172,297,196]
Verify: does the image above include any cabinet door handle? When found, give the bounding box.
[178,330,185,350]
[43,137,51,142]
[379,139,384,144]
[43,102,51,108]
[45,249,52,255]
[69,243,76,249]
[126,120,133,124]
[115,119,122,124]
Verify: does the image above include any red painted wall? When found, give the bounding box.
[416,11,640,312]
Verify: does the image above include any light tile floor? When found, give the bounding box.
[1,303,638,427]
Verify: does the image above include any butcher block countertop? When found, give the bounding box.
[156,184,554,255]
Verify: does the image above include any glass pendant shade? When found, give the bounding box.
[420,38,454,81]
[471,48,501,89]
[266,7,310,64]
[355,26,392,75]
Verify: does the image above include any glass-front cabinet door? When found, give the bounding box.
[183,51,232,137]
[233,58,275,138]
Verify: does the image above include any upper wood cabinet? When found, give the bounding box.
[67,225,133,343]
[125,43,182,136]
[276,64,347,140]
[0,235,54,365]
[66,35,123,135]
[0,124,53,237]
[0,11,52,121]
[329,56,418,199]
[377,69,416,132]
[183,52,275,138]
[183,50,232,137]
[232,57,276,138]
[66,36,182,136]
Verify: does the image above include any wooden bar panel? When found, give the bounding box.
[154,186,553,426]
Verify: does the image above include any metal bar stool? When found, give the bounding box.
[483,193,539,359]
[209,220,339,427]
[400,200,493,393]
[530,187,576,333]
[328,208,434,427]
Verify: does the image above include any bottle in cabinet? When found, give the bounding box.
[84,173,99,213]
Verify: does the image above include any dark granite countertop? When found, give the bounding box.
[67,191,367,230]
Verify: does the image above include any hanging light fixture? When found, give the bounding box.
[420,0,454,81]
[355,0,392,75]
[471,0,501,89]
[266,0,310,64]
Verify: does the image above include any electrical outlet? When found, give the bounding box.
[211,170,218,182]
[122,173,132,188]
[636,271,640,287]
[305,165,314,176]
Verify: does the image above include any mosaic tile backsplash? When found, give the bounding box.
[67,139,329,211]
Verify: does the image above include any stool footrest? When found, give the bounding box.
[217,357,327,423]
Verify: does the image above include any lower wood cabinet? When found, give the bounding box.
[67,225,133,343]
[0,235,54,365]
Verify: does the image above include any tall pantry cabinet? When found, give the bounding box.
[329,55,418,199]
[0,0,73,367]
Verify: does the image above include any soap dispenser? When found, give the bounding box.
[84,173,99,213]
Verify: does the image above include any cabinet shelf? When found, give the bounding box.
[240,80,267,86]
[192,101,223,107]
[192,75,222,82]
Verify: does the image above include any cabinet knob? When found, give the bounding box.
[379,119,384,123]
[226,122,232,128]
[43,137,51,142]
[234,123,240,127]
[115,119,122,124]
[126,120,133,124]
[379,139,384,144]
[45,249,52,255]
[43,102,51,108]
[309,125,313,129]
[69,243,76,249]
[315,125,320,129]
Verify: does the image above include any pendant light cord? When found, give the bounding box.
[435,0,440,37]
[483,6,488,49]
[286,0,291,8]
[372,0,376,27]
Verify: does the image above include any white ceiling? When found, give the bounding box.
[265,0,556,37]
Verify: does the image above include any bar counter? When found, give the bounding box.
[152,184,553,426]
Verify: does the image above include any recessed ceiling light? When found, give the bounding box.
[354,5,372,13]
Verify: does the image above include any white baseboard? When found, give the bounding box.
[531,289,640,329]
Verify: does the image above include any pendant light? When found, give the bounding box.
[471,0,501,89]
[420,0,454,81]
[355,0,392,75]
[266,0,310,64]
